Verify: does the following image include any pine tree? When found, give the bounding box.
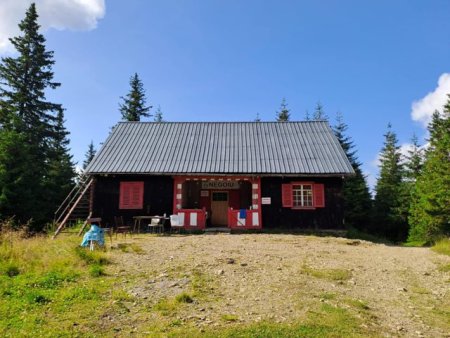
[304,110,311,121]
[43,110,76,219]
[404,134,424,181]
[0,3,61,138]
[373,124,407,241]
[395,134,424,236]
[154,105,164,122]
[0,3,68,229]
[333,113,372,229]
[119,73,151,121]
[409,102,450,243]
[0,129,36,224]
[276,98,290,122]
[83,141,97,170]
[312,102,328,120]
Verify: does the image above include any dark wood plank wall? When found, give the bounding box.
[261,177,344,229]
[92,175,173,227]
[92,175,344,230]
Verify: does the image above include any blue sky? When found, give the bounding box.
[1,1,450,188]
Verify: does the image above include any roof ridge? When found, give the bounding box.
[117,120,329,124]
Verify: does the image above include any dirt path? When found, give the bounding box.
[108,234,450,337]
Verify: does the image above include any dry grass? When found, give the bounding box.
[432,238,450,256]
[301,264,352,281]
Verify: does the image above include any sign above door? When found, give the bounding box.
[201,181,240,190]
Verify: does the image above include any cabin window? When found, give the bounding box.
[292,184,313,207]
[282,182,325,209]
[119,181,144,209]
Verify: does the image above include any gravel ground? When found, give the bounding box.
[108,233,450,337]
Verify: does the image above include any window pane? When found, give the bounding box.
[292,184,313,207]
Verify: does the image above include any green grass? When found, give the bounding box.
[345,298,370,310]
[180,303,376,337]
[402,240,427,247]
[116,242,145,254]
[0,229,113,337]
[432,238,450,256]
[221,314,239,322]
[191,270,216,299]
[175,292,194,303]
[302,264,352,281]
[154,298,180,316]
[319,292,337,300]
[438,263,450,272]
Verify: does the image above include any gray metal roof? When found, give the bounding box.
[86,121,354,176]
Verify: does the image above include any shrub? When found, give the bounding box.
[89,264,105,277]
[4,264,20,277]
[175,292,193,303]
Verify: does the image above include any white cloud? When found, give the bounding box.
[0,0,105,53]
[411,73,450,127]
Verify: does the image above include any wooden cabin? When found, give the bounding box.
[84,121,354,231]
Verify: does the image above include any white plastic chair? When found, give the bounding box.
[170,214,183,233]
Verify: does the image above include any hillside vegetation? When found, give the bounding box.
[1,230,449,337]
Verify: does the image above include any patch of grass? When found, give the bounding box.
[192,303,374,337]
[89,264,106,277]
[410,286,430,294]
[111,289,134,302]
[345,298,370,310]
[438,263,450,272]
[175,292,194,303]
[116,242,145,254]
[319,292,337,300]
[154,298,179,316]
[32,270,78,288]
[403,240,427,247]
[191,270,216,299]
[130,243,145,254]
[221,314,238,322]
[0,228,115,337]
[432,238,450,256]
[75,246,109,265]
[4,263,20,277]
[302,264,352,281]
[169,319,183,327]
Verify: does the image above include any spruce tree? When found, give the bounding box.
[276,98,290,121]
[333,114,372,229]
[0,3,69,229]
[312,102,328,120]
[119,73,151,121]
[0,129,36,224]
[373,124,407,241]
[409,102,450,243]
[83,141,97,170]
[404,134,424,181]
[304,110,311,121]
[396,134,424,236]
[154,105,164,122]
[43,110,75,219]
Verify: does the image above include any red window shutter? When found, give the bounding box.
[281,184,293,207]
[119,182,144,209]
[313,183,325,208]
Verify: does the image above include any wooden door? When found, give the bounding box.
[211,191,229,226]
